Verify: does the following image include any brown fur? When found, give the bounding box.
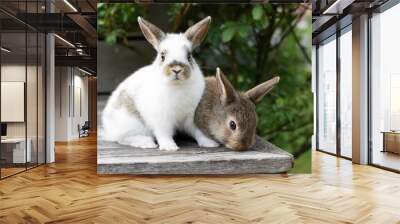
[184,16,211,49]
[195,71,279,151]
[195,77,257,151]
[246,77,280,103]
[163,60,191,80]
[115,90,139,116]
[137,17,165,49]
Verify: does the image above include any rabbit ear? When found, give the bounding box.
[216,68,238,105]
[245,76,280,104]
[185,16,211,49]
[138,17,165,50]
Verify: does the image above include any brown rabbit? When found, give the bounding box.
[194,68,280,151]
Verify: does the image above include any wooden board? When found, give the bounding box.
[97,136,294,175]
[384,132,400,154]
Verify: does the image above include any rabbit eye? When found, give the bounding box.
[187,54,192,62]
[229,120,237,131]
[160,52,166,62]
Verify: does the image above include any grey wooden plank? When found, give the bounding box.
[97,136,294,175]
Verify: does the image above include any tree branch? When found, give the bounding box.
[263,112,309,136]
[229,41,239,86]
[270,7,307,51]
[172,4,192,32]
[291,29,311,64]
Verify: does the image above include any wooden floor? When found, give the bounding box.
[0,135,400,224]
[372,150,400,171]
[1,167,26,178]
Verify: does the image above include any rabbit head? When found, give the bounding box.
[138,16,211,82]
[212,68,280,151]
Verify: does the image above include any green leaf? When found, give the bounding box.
[252,5,263,20]
[222,27,235,42]
[98,20,105,26]
[238,25,251,38]
[105,33,117,45]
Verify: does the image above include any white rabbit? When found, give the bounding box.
[102,16,219,151]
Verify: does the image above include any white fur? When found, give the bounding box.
[102,34,218,150]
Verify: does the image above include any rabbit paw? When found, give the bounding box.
[133,141,158,149]
[158,143,179,151]
[118,136,158,149]
[198,137,219,148]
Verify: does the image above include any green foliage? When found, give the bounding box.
[98,4,312,173]
[252,5,264,20]
[291,148,311,173]
[98,3,145,45]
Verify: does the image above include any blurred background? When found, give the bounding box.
[97,3,312,173]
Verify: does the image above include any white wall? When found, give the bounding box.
[55,67,89,141]
[71,73,89,138]
[55,66,68,141]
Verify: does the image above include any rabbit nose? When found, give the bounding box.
[172,69,182,74]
